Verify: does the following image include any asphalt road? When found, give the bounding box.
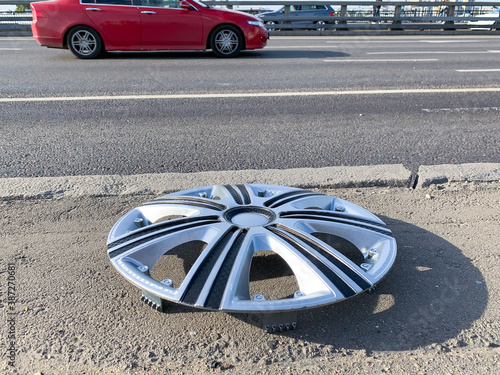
[1,35,499,177]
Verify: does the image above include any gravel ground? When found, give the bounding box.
[1,182,499,374]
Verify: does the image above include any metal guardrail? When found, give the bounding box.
[0,1,499,32]
[0,12,31,30]
[205,1,500,31]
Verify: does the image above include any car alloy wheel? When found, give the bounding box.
[67,26,103,59]
[211,25,243,58]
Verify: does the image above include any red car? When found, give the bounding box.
[31,0,268,58]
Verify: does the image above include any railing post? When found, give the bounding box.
[392,5,403,31]
[495,7,500,32]
[337,4,348,31]
[283,4,291,28]
[445,5,456,30]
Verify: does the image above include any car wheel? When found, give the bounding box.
[265,21,280,31]
[315,20,326,31]
[67,26,103,59]
[211,25,243,58]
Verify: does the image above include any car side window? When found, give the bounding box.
[299,6,327,11]
[143,0,180,7]
[92,0,134,4]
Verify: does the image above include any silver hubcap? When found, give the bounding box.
[108,184,397,313]
[214,30,238,54]
[71,30,97,56]
[316,21,326,31]
[266,21,276,30]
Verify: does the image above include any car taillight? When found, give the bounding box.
[31,6,45,22]
[329,12,335,16]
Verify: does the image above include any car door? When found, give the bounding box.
[290,5,301,20]
[139,0,203,47]
[81,0,141,45]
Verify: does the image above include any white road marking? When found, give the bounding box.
[325,40,415,43]
[368,51,500,55]
[423,107,500,113]
[324,59,438,62]
[0,37,32,41]
[1,88,500,103]
[0,48,22,51]
[456,69,500,72]
[272,36,500,43]
[267,45,339,49]
[326,39,483,44]
[419,40,483,43]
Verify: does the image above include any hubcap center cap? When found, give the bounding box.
[225,207,275,227]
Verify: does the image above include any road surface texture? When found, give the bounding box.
[1,35,499,177]
[1,176,499,374]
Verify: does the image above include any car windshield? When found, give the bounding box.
[190,0,208,7]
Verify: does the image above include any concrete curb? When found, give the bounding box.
[417,163,500,188]
[1,163,499,200]
[0,164,411,200]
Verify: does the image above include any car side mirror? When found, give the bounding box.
[180,0,192,9]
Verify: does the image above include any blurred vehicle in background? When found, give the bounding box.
[256,5,336,31]
[468,8,499,30]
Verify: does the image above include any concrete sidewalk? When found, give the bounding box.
[0,164,499,374]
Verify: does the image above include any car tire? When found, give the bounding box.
[315,21,326,31]
[265,21,280,31]
[210,25,243,58]
[67,26,103,59]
